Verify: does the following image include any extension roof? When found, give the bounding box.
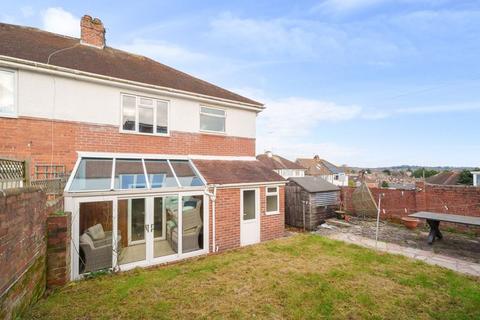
[192,160,285,185]
[0,23,262,107]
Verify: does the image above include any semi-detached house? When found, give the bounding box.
[0,15,285,279]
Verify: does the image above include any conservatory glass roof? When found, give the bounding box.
[67,155,205,192]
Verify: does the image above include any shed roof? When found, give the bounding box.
[288,176,340,193]
[0,22,261,107]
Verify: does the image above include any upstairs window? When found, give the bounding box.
[121,94,169,135]
[200,106,225,133]
[0,69,16,117]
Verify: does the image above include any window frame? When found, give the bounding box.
[265,186,280,215]
[199,105,226,134]
[120,93,170,136]
[0,68,18,118]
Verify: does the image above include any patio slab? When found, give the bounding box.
[316,217,480,277]
[325,231,480,277]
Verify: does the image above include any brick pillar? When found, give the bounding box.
[46,212,71,288]
[415,181,427,212]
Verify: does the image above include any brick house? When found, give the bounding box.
[296,155,349,186]
[256,151,306,179]
[0,15,285,279]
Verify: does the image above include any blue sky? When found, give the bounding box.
[2,1,480,167]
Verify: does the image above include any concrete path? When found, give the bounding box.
[326,232,480,277]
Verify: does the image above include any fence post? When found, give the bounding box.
[23,160,30,186]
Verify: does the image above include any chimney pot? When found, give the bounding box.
[80,15,106,48]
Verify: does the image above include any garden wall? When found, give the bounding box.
[0,187,47,320]
[341,182,480,233]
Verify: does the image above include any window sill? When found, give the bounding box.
[119,129,170,137]
[265,211,280,216]
[0,113,18,119]
[199,129,226,136]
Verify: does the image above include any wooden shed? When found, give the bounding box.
[286,177,340,230]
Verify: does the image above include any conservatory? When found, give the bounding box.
[64,152,209,280]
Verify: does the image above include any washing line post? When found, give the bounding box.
[375,193,383,249]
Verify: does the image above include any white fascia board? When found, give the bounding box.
[188,155,257,161]
[77,151,190,160]
[215,181,286,188]
[0,55,264,112]
[64,186,206,198]
[77,151,258,162]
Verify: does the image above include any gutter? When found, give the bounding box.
[0,55,265,112]
[204,184,219,252]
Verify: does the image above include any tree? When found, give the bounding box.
[458,170,473,185]
[382,169,391,176]
[412,168,438,179]
[381,181,389,188]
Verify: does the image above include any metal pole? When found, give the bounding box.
[375,193,383,248]
[302,200,306,232]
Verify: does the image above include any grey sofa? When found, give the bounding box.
[79,224,121,273]
[168,200,203,253]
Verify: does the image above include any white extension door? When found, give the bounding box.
[240,189,260,246]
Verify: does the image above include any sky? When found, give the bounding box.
[1,0,480,167]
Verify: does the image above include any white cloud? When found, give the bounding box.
[259,97,361,139]
[117,39,208,65]
[209,13,332,58]
[42,7,80,37]
[312,0,388,14]
[395,103,480,114]
[254,95,362,162]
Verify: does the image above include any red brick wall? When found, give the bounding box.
[0,116,256,175]
[46,213,71,288]
[341,182,480,228]
[0,188,47,319]
[260,186,285,241]
[209,186,285,252]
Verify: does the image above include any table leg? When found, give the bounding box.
[426,219,442,245]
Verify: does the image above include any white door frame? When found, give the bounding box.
[70,196,117,281]
[69,191,209,279]
[240,188,261,246]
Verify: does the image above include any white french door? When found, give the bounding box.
[71,193,209,279]
[240,189,260,246]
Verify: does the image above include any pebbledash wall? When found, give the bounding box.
[341,181,480,232]
[209,186,285,252]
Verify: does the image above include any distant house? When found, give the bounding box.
[295,155,348,186]
[426,171,461,185]
[257,151,306,179]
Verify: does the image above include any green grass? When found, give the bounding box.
[27,234,480,319]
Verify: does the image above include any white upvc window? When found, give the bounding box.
[265,186,280,215]
[200,106,226,133]
[0,68,17,117]
[121,94,169,135]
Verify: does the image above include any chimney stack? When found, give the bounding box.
[80,15,105,48]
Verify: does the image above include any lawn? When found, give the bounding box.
[27,234,480,319]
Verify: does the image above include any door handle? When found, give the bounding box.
[144,224,155,233]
